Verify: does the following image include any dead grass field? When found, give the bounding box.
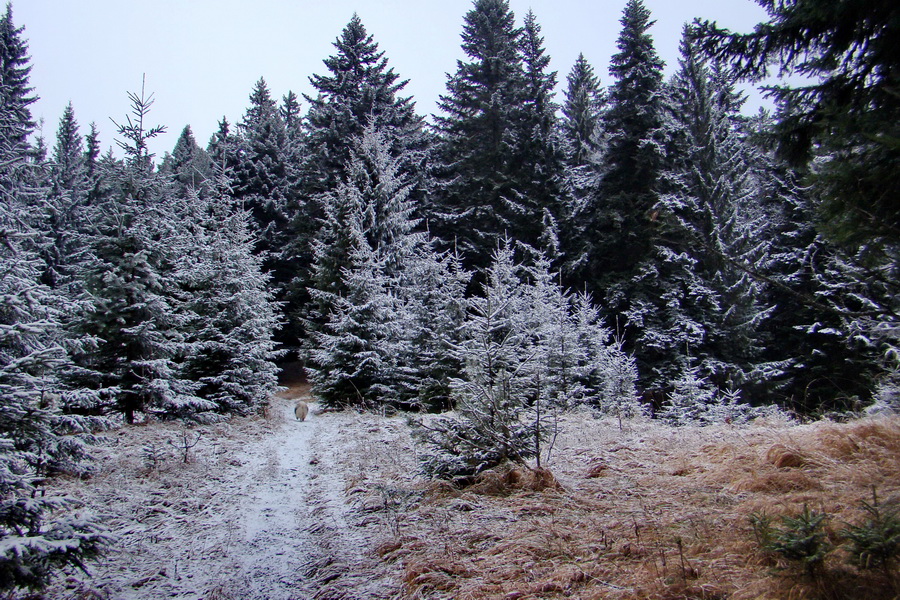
[373,413,900,600]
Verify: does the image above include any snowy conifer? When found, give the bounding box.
[0,199,107,592]
[395,245,470,410]
[660,361,754,426]
[561,53,604,169]
[233,78,292,255]
[0,9,107,586]
[659,361,718,426]
[569,291,640,417]
[630,35,778,395]
[163,125,212,198]
[418,241,541,478]
[307,235,398,409]
[41,103,91,293]
[175,181,282,417]
[66,84,205,422]
[302,13,426,198]
[513,10,566,254]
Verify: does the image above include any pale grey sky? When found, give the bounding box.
[20,0,770,159]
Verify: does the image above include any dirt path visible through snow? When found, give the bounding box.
[48,382,410,600]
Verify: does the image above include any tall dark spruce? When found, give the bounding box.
[431,0,528,269]
[560,53,605,280]
[285,14,427,341]
[629,34,778,397]
[694,0,900,409]
[515,10,566,258]
[579,0,665,316]
[66,83,208,422]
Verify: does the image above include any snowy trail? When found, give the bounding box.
[50,388,405,600]
[226,397,320,599]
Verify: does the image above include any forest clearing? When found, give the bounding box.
[40,373,900,600]
[3,0,898,596]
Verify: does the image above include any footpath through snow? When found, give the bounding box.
[47,384,413,600]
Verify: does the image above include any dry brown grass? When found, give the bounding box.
[387,415,900,600]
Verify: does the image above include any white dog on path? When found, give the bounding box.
[294,400,309,421]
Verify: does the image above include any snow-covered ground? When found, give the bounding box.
[41,390,900,600]
[47,387,412,600]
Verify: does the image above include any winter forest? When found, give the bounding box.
[2,0,899,594]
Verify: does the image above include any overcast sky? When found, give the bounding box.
[20,0,771,159]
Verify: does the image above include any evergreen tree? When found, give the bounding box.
[233,78,291,256]
[694,0,900,409]
[291,15,427,344]
[415,242,641,479]
[0,3,35,156]
[175,183,282,416]
[514,10,566,254]
[280,90,302,137]
[0,197,107,592]
[303,13,426,197]
[420,241,541,478]
[0,10,107,586]
[206,117,240,176]
[561,53,604,169]
[569,291,640,417]
[163,125,212,198]
[307,231,397,409]
[352,122,426,274]
[751,118,879,412]
[626,35,777,394]
[42,103,90,291]
[66,84,204,422]
[305,123,428,407]
[395,245,470,410]
[431,0,527,268]
[578,0,665,307]
[83,122,100,179]
[692,0,900,252]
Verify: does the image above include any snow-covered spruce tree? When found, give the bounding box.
[658,361,717,426]
[307,232,398,409]
[559,54,605,282]
[230,78,297,319]
[0,7,107,587]
[288,15,428,343]
[233,77,290,239]
[416,242,642,479]
[305,123,427,408]
[40,103,91,293]
[624,33,781,401]
[693,0,900,413]
[206,117,240,178]
[394,245,470,411]
[809,245,899,412]
[174,179,282,417]
[65,83,206,422]
[302,13,427,199]
[160,124,213,200]
[417,241,543,479]
[0,201,108,592]
[431,0,529,268]
[561,53,604,170]
[659,361,754,426]
[513,10,566,256]
[353,122,426,276]
[522,250,581,409]
[569,291,641,418]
